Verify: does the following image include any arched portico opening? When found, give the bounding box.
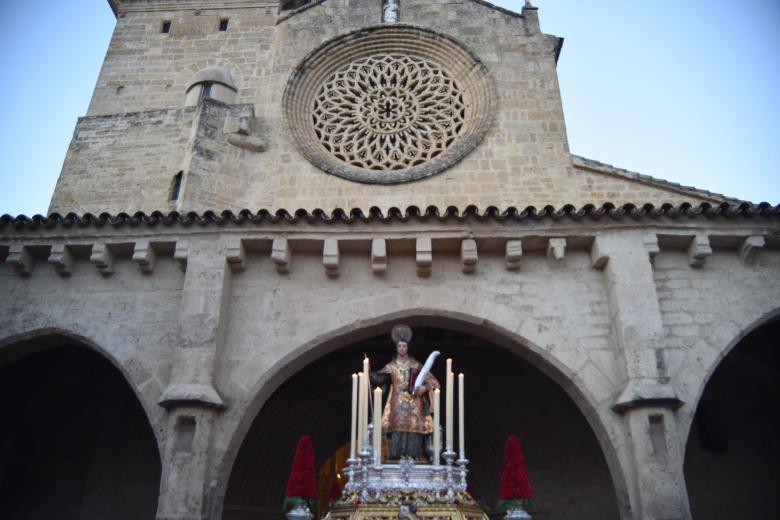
[222,320,621,520]
[684,315,780,519]
[0,332,162,519]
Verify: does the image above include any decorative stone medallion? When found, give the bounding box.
[283,25,496,184]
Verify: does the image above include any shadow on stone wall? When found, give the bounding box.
[684,318,780,519]
[0,342,161,520]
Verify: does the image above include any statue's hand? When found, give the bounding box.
[414,385,427,396]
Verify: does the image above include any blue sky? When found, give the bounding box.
[0,0,777,216]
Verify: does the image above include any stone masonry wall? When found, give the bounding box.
[0,250,185,446]
[49,0,722,216]
[49,108,196,214]
[3,218,777,519]
[87,4,277,117]
[653,244,780,440]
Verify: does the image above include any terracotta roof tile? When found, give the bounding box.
[2,203,779,230]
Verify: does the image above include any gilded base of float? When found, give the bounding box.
[324,490,489,520]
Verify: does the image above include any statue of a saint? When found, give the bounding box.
[371,325,440,460]
[382,0,399,23]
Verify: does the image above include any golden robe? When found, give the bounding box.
[378,356,440,435]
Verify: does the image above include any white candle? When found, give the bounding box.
[446,358,453,452]
[433,388,441,466]
[350,373,358,459]
[373,386,383,465]
[458,373,465,460]
[362,357,370,450]
[357,373,365,454]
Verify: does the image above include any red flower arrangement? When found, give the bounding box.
[283,436,318,513]
[498,435,533,511]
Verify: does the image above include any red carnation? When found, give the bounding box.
[499,435,532,500]
[328,478,342,502]
[285,436,318,499]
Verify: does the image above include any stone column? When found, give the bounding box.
[157,238,230,520]
[591,231,690,520]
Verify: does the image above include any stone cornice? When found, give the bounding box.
[2,203,778,232]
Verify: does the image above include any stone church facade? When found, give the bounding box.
[1,1,778,520]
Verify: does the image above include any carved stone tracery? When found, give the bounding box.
[312,54,466,172]
[283,25,496,184]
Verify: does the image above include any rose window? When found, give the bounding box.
[284,26,496,184]
[312,54,466,172]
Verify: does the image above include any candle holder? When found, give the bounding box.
[344,457,359,492]
[455,458,469,492]
[431,459,445,490]
[443,450,457,500]
[443,450,456,466]
[358,449,372,500]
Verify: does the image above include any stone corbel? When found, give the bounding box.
[461,239,478,274]
[132,241,157,274]
[174,241,189,271]
[90,243,115,276]
[225,239,246,272]
[739,235,765,264]
[547,238,566,261]
[225,106,266,152]
[90,244,115,275]
[323,238,340,277]
[7,244,33,276]
[48,244,75,277]
[590,237,609,270]
[416,237,432,277]
[505,240,523,270]
[687,234,712,268]
[271,238,290,274]
[643,232,660,263]
[371,238,387,275]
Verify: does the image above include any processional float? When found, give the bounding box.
[321,326,491,520]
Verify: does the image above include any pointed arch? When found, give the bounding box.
[682,308,780,518]
[0,326,164,456]
[214,308,629,519]
[680,306,780,443]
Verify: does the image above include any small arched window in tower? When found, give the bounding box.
[170,171,183,201]
[199,82,214,101]
[185,67,237,106]
[219,18,229,32]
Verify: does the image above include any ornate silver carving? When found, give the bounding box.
[505,508,533,520]
[286,504,314,520]
[345,456,468,500]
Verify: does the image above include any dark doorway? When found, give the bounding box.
[684,317,780,519]
[0,340,162,519]
[223,327,618,520]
